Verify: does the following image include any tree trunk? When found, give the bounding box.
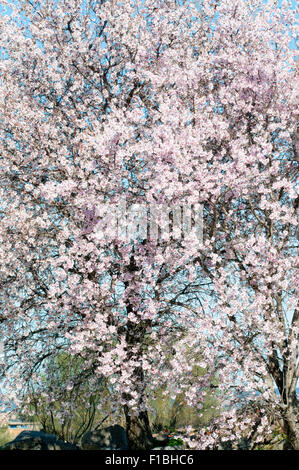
[122,331,154,450]
[284,406,299,450]
[124,404,154,450]
[122,252,154,450]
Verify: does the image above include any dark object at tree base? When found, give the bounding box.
[2,430,79,450]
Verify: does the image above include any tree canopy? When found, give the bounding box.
[0,0,298,450]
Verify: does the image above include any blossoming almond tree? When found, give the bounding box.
[0,0,298,450]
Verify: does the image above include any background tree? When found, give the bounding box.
[0,0,297,450]
[19,351,113,444]
[149,364,220,433]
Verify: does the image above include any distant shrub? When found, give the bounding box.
[0,426,12,448]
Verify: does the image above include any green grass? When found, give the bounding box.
[167,437,184,447]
